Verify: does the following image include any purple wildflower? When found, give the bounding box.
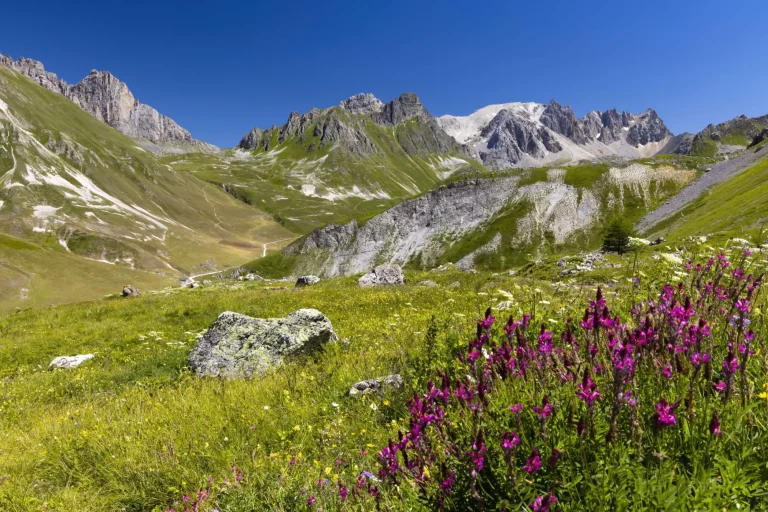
[522,448,542,473]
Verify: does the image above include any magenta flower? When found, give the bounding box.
[531,493,557,512]
[690,352,710,368]
[722,349,740,376]
[654,398,678,428]
[509,403,523,415]
[576,374,600,407]
[534,395,553,419]
[439,472,455,494]
[735,299,750,314]
[501,430,521,450]
[662,365,672,379]
[713,381,727,394]
[307,495,316,506]
[522,448,542,473]
[709,410,722,437]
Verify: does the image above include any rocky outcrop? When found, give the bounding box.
[749,128,768,148]
[374,92,432,125]
[189,309,337,378]
[49,354,94,369]
[480,109,562,169]
[625,109,669,146]
[0,53,215,152]
[285,178,520,276]
[339,93,384,114]
[349,374,404,397]
[238,127,264,150]
[358,264,404,287]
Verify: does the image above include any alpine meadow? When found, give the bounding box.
[1,1,768,510]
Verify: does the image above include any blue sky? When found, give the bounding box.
[2,0,767,147]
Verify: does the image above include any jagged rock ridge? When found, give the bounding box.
[438,100,672,169]
[0,53,215,153]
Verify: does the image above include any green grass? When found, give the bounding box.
[0,247,767,510]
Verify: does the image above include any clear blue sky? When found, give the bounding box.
[2,0,767,147]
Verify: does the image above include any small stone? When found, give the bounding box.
[418,280,438,287]
[49,354,94,370]
[295,275,321,287]
[349,374,403,397]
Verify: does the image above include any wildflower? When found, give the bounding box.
[331,402,339,408]
[338,481,348,502]
[662,364,672,379]
[534,395,553,420]
[509,403,523,415]
[307,495,315,506]
[576,373,600,407]
[501,431,520,450]
[713,381,727,394]
[531,493,558,512]
[722,349,740,376]
[690,352,710,368]
[439,472,455,495]
[369,403,378,411]
[522,448,542,473]
[709,410,722,436]
[735,299,750,314]
[653,398,679,428]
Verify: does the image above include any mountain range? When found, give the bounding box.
[1,51,767,309]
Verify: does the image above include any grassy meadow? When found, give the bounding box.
[0,239,767,511]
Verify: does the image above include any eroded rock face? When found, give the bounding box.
[374,92,432,125]
[50,354,94,369]
[358,264,404,287]
[349,374,404,397]
[189,309,337,378]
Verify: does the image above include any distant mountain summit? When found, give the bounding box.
[438,99,672,168]
[0,53,216,154]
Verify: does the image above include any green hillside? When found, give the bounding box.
[647,149,768,241]
[165,105,485,234]
[0,66,295,312]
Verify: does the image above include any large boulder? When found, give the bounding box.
[49,354,94,369]
[122,285,139,297]
[295,275,321,287]
[189,309,337,378]
[358,264,404,287]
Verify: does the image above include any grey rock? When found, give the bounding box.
[339,93,384,114]
[0,53,216,153]
[374,92,432,125]
[295,275,321,287]
[189,309,337,378]
[50,354,94,370]
[418,280,438,287]
[448,281,461,288]
[358,264,404,287]
[625,109,670,146]
[122,285,139,297]
[349,374,404,397]
[238,127,264,150]
[480,109,562,169]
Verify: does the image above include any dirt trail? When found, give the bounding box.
[636,147,766,233]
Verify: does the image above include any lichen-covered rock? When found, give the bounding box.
[418,280,438,287]
[358,264,404,287]
[50,354,94,370]
[295,275,321,287]
[349,374,403,397]
[189,309,337,378]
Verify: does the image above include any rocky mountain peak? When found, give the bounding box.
[0,52,214,153]
[374,92,432,125]
[339,93,383,114]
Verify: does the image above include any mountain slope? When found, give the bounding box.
[167,93,485,233]
[643,145,768,240]
[0,53,216,154]
[438,100,672,169]
[264,160,698,277]
[0,65,293,311]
